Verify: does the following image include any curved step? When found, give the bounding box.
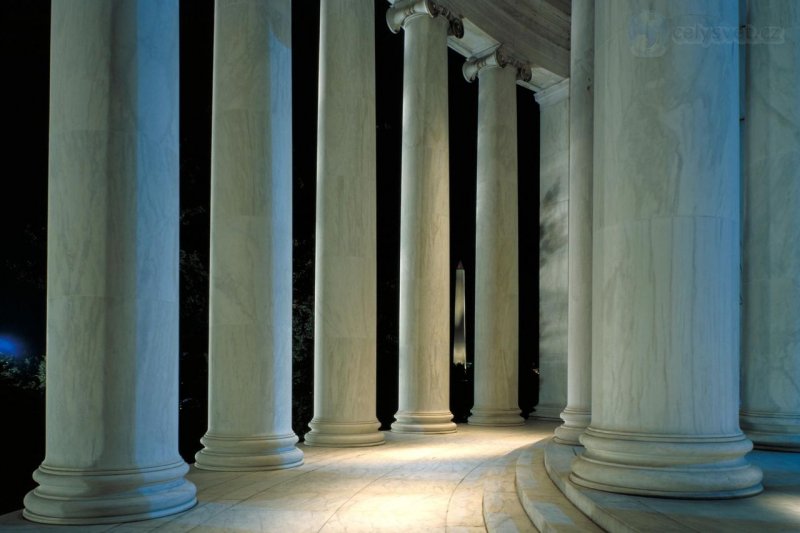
[515,438,603,532]
[482,448,537,532]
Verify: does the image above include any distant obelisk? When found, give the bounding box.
[453,262,467,366]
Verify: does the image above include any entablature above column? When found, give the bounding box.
[387,0,569,92]
[534,77,569,107]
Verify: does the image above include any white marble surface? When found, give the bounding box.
[573,0,761,498]
[23,0,196,524]
[195,0,303,470]
[469,53,523,427]
[741,0,800,451]
[305,0,383,448]
[391,5,456,434]
[545,438,800,532]
[3,423,556,532]
[516,440,603,532]
[554,0,593,446]
[536,80,569,423]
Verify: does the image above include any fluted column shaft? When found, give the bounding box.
[195,0,303,470]
[535,79,570,421]
[467,51,523,426]
[305,0,384,447]
[571,1,762,498]
[389,0,457,433]
[24,0,196,524]
[555,0,593,445]
[741,1,800,451]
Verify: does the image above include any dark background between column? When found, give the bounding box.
[0,0,540,514]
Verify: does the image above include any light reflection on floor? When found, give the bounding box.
[0,421,558,532]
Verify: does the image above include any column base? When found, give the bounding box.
[391,410,457,433]
[553,406,590,445]
[468,407,524,426]
[570,427,763,499]
[23,460,196,525]
[194,432,303,471]
[741,410,800,451]
[304,419,385,447]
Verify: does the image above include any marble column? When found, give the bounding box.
[24,0,196,524]
[387,0,462,433]
[741,1,800,451]
[304,0,384,447]
[195,0,303,470]
[571,1,762,497]
[464,50,524,427]
[535,79,570,421]
[554,0,593,445]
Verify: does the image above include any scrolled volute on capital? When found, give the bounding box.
[386,0,464,37]
[463,47,530,83]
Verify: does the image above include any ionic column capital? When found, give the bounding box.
[463,47,531,83]
[386,0,464,37]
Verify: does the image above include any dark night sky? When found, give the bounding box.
[0,0,540,513]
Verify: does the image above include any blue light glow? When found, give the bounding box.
[0,334,24,357]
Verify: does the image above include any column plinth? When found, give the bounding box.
[306,421,384,447]
[740,413,800,451]
[25,462,196,525]
[388,0,460,435]
[554,407,591,445]
[466,48,524,428]
[195,0,302,471]
[24,0,196,524]
[572,429,761,498]
[195,434,303,471]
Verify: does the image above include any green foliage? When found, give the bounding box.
[292,238,315,439]
[0,353,45,392]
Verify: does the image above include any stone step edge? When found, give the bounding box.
[482,447,537,532]
[515,438,604,532]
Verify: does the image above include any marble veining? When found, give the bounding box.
[195,0,302,471]
[573,0,761,499]
[555,0,594,445]
[24,0,196,524]
[536,81,569,422]
[741,0,800,450]
[305,0,384,448]
[393,8,456,433]
[470,54,523,427]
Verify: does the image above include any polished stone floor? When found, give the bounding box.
[2,420,798,532]
[0,421,556,532]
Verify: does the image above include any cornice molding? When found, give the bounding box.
[534,77,570,106]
